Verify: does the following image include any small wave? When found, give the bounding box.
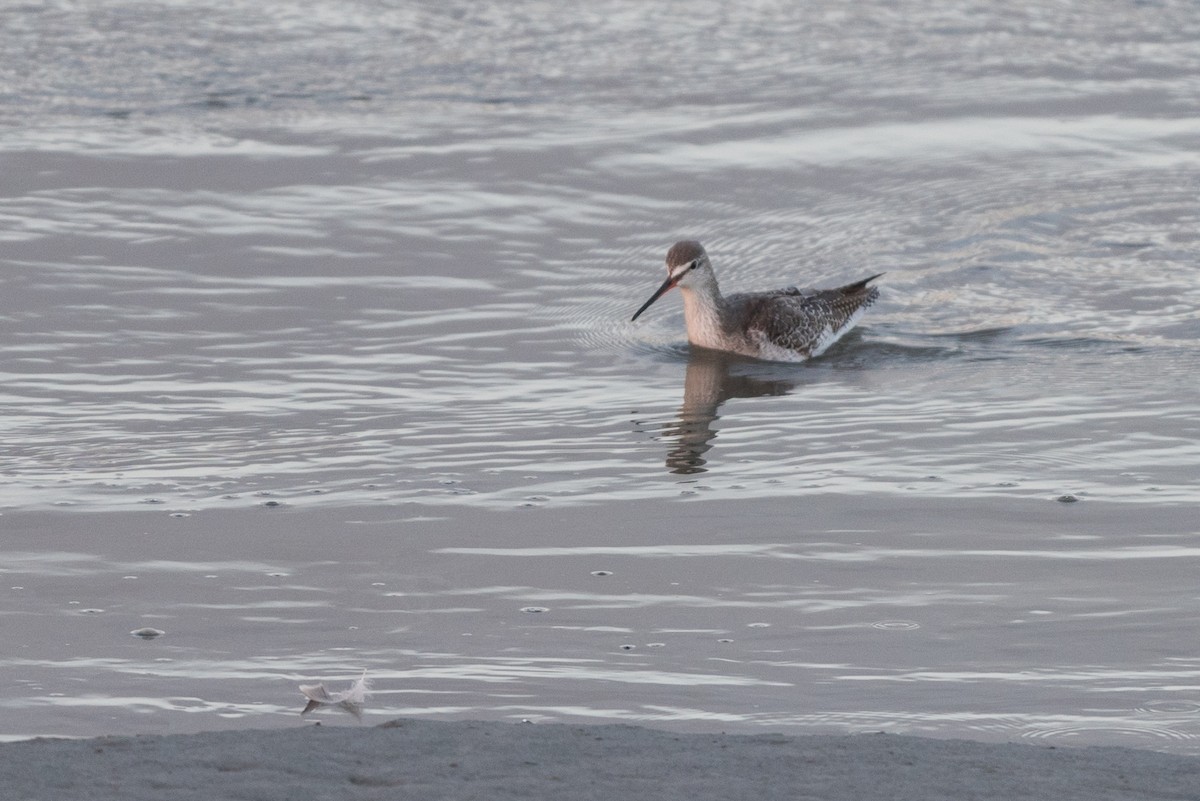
[1021,722,1200,745]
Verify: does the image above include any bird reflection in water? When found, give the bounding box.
[663,347,796,474]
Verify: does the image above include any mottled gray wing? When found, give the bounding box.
[738,275,881,356]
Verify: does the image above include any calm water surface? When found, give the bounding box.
[2,1,1200,751]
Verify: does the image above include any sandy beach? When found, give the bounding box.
[6,719,1200,801]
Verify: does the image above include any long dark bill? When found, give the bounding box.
[630,275,676,322]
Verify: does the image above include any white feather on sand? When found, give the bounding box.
[298,670,369,721]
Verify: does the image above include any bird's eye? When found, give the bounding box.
[689,260,700,270]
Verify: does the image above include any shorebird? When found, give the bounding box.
[631,241,882,362]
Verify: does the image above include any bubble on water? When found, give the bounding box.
[591,570,613,577]
[1056,494,1080,503]
[871,620,921,631]
[520,606,549,614]
[131,627,165,639]
[747,622,771,628]
[619,644,636,651]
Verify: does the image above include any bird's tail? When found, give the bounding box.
[839,273,884,295]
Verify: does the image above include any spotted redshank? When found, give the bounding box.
[631,240,882,361]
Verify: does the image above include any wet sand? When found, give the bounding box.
[5,718,1200,801]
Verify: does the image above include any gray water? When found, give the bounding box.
[3,0,1200,752]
